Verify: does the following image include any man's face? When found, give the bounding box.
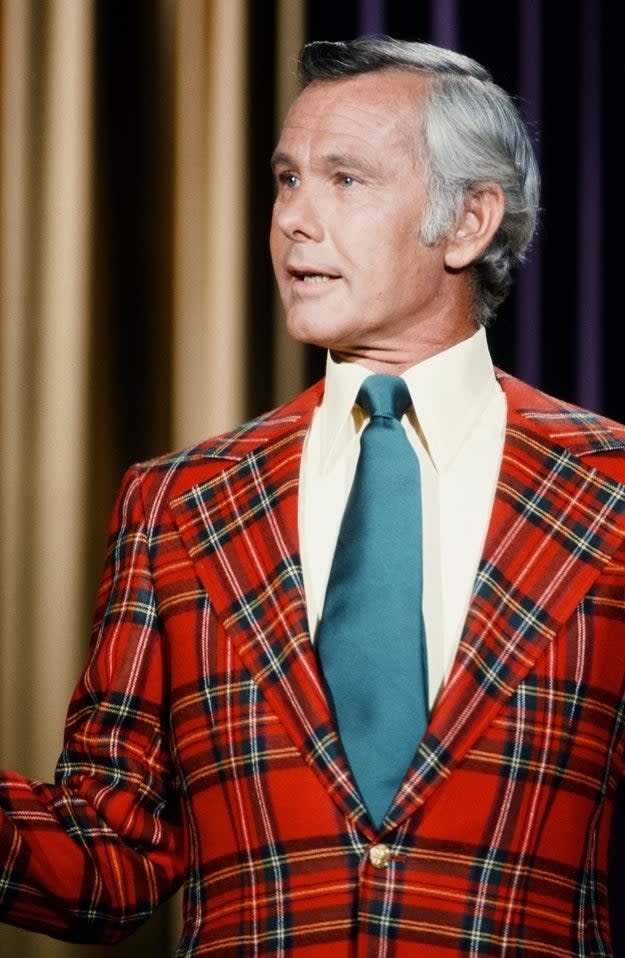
[270,69,461,368]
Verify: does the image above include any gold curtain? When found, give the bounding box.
[172,0,248,444]
[0,1,305,955]
[0,2,96,954]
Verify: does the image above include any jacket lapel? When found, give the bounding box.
[386,373,625,829]
[169,383,368,827]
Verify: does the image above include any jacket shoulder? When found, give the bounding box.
[119,379,324,506]
[498,370,625,480]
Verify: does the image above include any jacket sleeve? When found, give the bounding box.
[0,465,185,944]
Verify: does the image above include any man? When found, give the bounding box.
[2,36,624,957]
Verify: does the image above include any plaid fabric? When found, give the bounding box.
[2,372,625,956]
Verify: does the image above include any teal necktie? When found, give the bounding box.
[316,374,428,828]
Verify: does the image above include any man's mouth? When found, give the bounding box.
[300,274,334,283]
[288,267,341,283]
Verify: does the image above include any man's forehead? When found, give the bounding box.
[276,70,426,152]
[289,68,426,115]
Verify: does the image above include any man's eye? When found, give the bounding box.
[279,173,300,189]
[337,174,357,187]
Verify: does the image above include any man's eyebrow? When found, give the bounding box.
[270,151,293,173]
[322,152,378,176]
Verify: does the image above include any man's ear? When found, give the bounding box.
[444,184,505,270]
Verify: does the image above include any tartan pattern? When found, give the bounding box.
[2,373,625,955]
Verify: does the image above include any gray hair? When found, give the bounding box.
[298,38,540,325]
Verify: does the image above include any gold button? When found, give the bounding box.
[369,843,392,868]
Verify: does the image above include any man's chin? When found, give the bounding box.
[284,313,333,349]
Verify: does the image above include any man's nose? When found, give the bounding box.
[274,188,324,242]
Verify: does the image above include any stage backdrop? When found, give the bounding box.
[1,2,621,956]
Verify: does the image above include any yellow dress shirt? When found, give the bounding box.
[299,327,506,706]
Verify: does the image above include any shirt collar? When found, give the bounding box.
[318,327,501,472]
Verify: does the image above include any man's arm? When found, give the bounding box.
[0,466,185,944]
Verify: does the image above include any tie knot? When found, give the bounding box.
[356,374,412,421]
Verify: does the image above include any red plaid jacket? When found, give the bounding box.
[2,371,625,956]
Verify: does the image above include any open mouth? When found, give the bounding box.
[289,267,341,284]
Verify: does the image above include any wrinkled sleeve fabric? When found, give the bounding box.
[0,466,185,944]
